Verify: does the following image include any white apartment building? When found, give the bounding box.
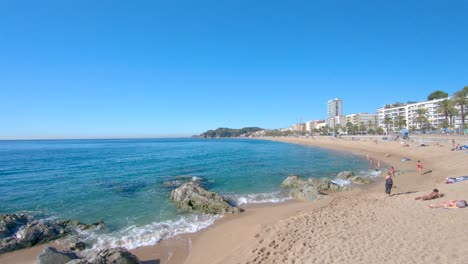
[346,113,379,126]
[377,97,460,133]
[327,98,345,128]
[306,120,327,132]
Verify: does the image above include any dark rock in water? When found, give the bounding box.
[162,180,184,188]
[91,247,141,264]
[163,176,208,189]
[36,247,78,264]
[336,171,355,180]
[0,214,105,254]
[0,214,29,239]
[170,182,242,214]
[57,220,105,231]
[70,241,86,251]
[0,220,63,254]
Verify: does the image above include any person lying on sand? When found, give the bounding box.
[428,200,467,208]
[415,189,444,200]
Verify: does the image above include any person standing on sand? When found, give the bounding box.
[388,166,396,188]
[417,160,423,176]
[385,173,393,196]
[452,139,455,150]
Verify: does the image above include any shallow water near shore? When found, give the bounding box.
[0,138,372,251]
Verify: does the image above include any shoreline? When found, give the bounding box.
[183,136,468,263]
[2,136,468,263]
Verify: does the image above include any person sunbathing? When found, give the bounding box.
[415,189,444,200]
[428,200,467,208]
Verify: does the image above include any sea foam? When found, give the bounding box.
[69,214,221,253]
[230,191,292,205]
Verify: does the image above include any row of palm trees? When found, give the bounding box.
[437,87,468,131]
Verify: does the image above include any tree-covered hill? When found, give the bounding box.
[199,127,264,138]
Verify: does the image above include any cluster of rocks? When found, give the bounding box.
[280,171,371,201]
[37,246,140,264]
[169,181,243,214]
[336,171,371,184]
[0,214,104,254]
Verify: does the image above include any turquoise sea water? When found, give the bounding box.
[0,138,371,250]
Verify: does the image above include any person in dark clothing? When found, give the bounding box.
[385,173,393,196]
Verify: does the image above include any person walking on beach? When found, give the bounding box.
[385,173,393,197]
[417,160,423,176]
[388,166,396,188]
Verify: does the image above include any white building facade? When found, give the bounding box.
[377,97,461,133]
[327,98,346,128]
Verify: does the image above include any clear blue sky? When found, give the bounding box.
[1,0,467,139]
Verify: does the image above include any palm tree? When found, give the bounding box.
[345,122,353,135]
[438,99,457,129]
[396,115,406,131]
[383,116,392,134]
[415,108,428,133]
[367,120,374,134]
[453,88,468,133]
[359,122,366,135]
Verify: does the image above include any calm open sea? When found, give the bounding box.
[0,138,371,250]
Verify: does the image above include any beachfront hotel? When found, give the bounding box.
[377,97,462,133]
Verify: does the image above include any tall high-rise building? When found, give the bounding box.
[327,98,343,118]
[327,98,343,127]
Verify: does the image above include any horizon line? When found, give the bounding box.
[0,135,197,141]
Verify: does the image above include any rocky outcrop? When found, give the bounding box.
[34,247,141,264]
[281,175,349,201]
[90,247,141,264]
[336,171,371,184]
[37,247,78,264]
[307,178,347,192]
[70,242,86,251]
[163,176,205,188]
[0,214,104,254]
[349,176,371,184]
[170,182,242,214]
[337,171,355,180]
[280,175,306,189]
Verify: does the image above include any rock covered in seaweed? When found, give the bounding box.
[0,214,104,254]
[170,182,242,214]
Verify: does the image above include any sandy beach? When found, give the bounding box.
[183,136,468,264]
[2,135,468,264]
